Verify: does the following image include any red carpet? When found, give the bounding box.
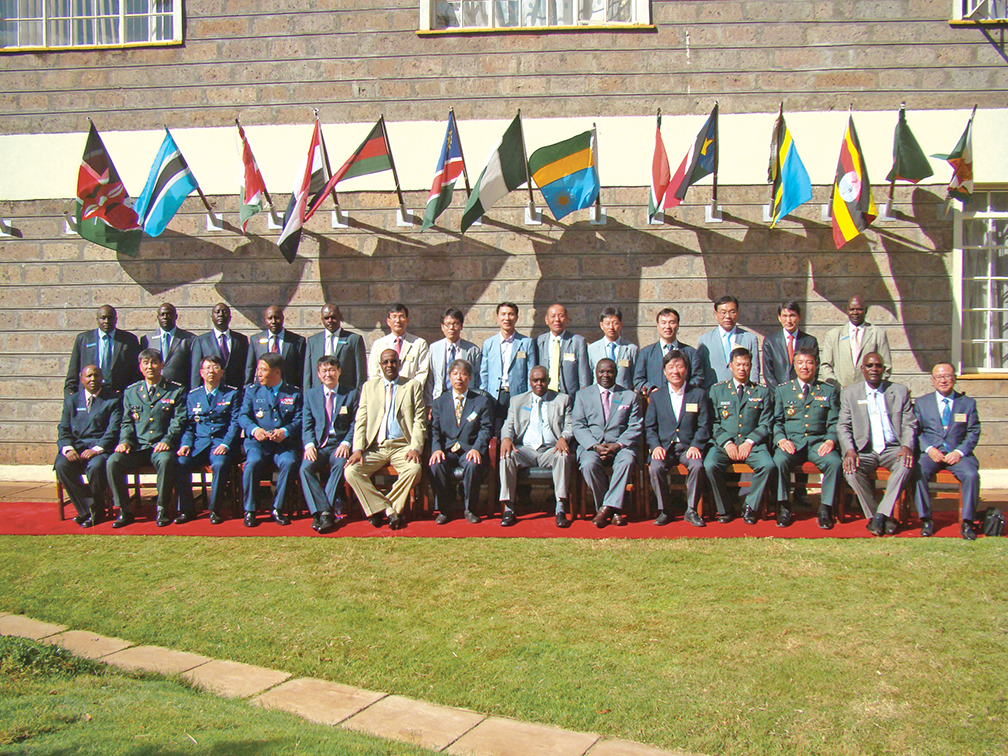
[0,502,965,539]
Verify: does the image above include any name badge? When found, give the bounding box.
[563,353,575,362]
[516,350,526,359]
[217,400,230,406]
[467,411,478,422]
[750,397,762,402]
[338,406,348,415]
[857,400,868,405]
[451,442,462,452]
[618,359,630,367]
[259,338,268,345]
[954,413,967,422]
[685,403,698,412]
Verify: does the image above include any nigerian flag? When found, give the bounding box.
[461,114,526,233]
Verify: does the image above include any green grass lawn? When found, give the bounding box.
[1,535,1006,755]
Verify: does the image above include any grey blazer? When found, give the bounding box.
[534,331,592,398]
[501,389,573,446]
[571,384,642,456]
[838,380,918,454]
[587,337,639,389]
[426,338,482,404]
[695,327,761,389]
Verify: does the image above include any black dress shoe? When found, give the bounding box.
[817,506,834,530]
[684,508,706,528]
[73,514,88,525]
[555,512,571,529]
[500,510,517,527]
[209,512,225,525]
[111,513,134,529]
[155,508,171,527]
[244,512,258,528]
[776,505,792,528]
[388,512,406,530]
[368,512,385,528]
[310,513,322,532]
[80,517,95,528]
[866,512,886,536]
[885,517,899,536]
[717,513,734,524]
[174,512,193,525]
[464,510,481,524]
[961,519,977,541]
[920,518,935,537]
[742,507,758,525]
[654,511,672,526]
[318,511,337,534]
[593,506,615,528]
[272,509,291,526]
[612,512,627,526]
[435,512,451,525]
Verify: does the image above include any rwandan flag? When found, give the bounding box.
[831,115,877,249]
[528,129,599,221]
[422,111,467,230]
[306,118,393,219]
[767,106,813,227]
[134,128,200,237]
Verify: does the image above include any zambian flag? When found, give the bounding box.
[528,129,599,221]
[831,115,876,249]
[306,118,393,218]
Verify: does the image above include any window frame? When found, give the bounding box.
[0,0,182,51]
[418,0,651,33]
[950,0,1008,23]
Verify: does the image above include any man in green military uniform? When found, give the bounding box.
[772,346,843,530]
[703,347,775,524]
[106,348,187,528]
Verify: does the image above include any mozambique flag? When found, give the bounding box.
[831,115,877,249]
[422,111,467,230]
[767,106,812,227]
[75,122,142,257]
[944,107,975,203]
[461,114,527,233]
[648,114,670,221]
[307,118,393,219]
[885,105,933,185]
[667,104,718,207]
[528,129,599,221]
[237,121,269,232]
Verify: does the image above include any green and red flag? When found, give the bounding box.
[236,120,270,232]
[939,106,976,204]
[75,121,142,257]
[306,118,395,219]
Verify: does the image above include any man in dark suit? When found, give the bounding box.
[838,352,920,536]
[913,363,982,540]
[300,355,359,534]
[703,347,775,524]
[65,304,140,396]
[189,302,249,391]
[238,352,303,527]
[762,301,819,389]
[428,358,494,524]
[536,303,592,400]
[645,349,711,527]
[633,307,703,395]
[106,348,187,528]
[245,305,306,389]
[176,355,242,525]
[572,358,643,528]
[55,364,123,527]
[302,303,367,394]
[140,302,196,388]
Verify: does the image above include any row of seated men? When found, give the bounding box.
[57,312,982,539]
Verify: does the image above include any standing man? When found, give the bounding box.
[367,303,430,388]
[65,304,140,395]
[645,349,710,527]
[820,295,892,388]
[572,358,643,528]
[345,349,426,530]
[838,352,920,536]
[481,302,536,436]
[428,359,494,524]
[237,352,303,527]
[762,301,819,389]
[55,364,122,528]
[588,306,638,390]
[303,303,367,393]
[106,349,187,528]
[633,307,703,395]
[535,303,591,399]
[695,296,761,390]
[176,355,242,525]
[189,302,249,391]
[498,365,574,528]
[245,305,307,388]
[300,355,359,534]
[913,363,982,541]
[140,302,196,388]
[702,347,775,524]
[427,307,482,406]
[771,347,843,530]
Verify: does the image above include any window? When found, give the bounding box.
[1,0,180,49]
[953,0,1008,21]
[422,0,648,31]
[955,190,1008,372]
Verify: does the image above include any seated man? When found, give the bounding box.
[345,349,426,530]
[106,349,187,528]
[176,356,241,525]
[300,355,359,534]
[499,365,574,528]
[913,363,981,541]
[429,359,494,524]
[645,349,710,527]
[772,347,843,530]
[572,358,642,528]
[238,353,303,527]
[703,347,775,524]
[55,364,122,528]
[838,352,921,536]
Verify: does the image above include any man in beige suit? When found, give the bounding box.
[820,295,892,388]
[346,348,427,530]
[367,303,430,388]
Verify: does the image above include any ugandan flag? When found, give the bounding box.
[306,118,393,219]
[831,115,876,249]
[528,129,599,221]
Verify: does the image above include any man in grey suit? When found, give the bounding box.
[820,295,892,388]
[587,306,638,390]
[572,358,643,528]
[695,295,761,389]
[303,303,367,393]
[535,303,591,399]
[838,352,921,536]
[140,302,196,388]
[499,365,574,528]
[189,302,249,391]
[633,307,703,394]
[427,307,482,406]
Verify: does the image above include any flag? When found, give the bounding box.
[134,128,199,237]
[461,114,527,233]
[528,129,599,221]
[306,118,393,220]
[237,121,269,232]
[666,104,718,207]
[831,115,877,249]
[944,107,975,203]
[885,105,934,184]
[422,111,466,230]
[278,120,329,263]
[74,122,142,256]
[767,106,813,227]
[648,114,671,221]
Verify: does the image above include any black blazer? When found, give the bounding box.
[140,328,197,388]
[430,389,494,458]
[644,385,711,452]
[302,329,368,393]
[56,387,123,452]
[761,329,819,388]
[190,330,250,391]
[245,330,306,388]
[633,341,703,393]
[65,328,141,396]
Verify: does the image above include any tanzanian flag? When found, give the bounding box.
[767,106,812,227]
[831,115,876,249]
[528,129,599,221]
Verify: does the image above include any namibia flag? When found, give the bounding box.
[528,129,600,221]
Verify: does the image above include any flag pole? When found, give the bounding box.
[451,108,473,197]
[517,110,537,216]
[236,117,274,208]
[592,122,602,221]
[379,115,408,215]
[771,103,782,207]
[315,109,341,210]
[711,101,719,205]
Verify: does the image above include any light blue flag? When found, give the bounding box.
[135,128,199,237]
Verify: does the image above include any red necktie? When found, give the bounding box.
[786,333,795,364]
[270,336,279,354]
[323,391,334,444]
[394,336,403,356]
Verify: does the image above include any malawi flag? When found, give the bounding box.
[461,114,526,233]
[831,115,877,249]
[767,105,812,228]
[667,104,718,207]
[75,122,141,257]
[237,121,269,233]
[944,106,976,203]
[648,113,671,221]
[885,105,933,185]
[278,120,329,263]
[528,129,599,221]
[306,118,392,220]
[422,111,467,230]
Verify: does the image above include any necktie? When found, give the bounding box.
[525,398,543,450]
[85,393,92,413]
[870,390,886,454]
[802,382,810,400]
[851,327,862,361]
[548,337,561,391]
[162,332,171,360]
[219,333,229,363]
[787,333,795,364]
[455,395,464,424]
[941,397,952,428]
[736,383,744,403]
[601,389,611,422]
[270,336,279,354]
[723,331,733,366]
[608,342,617,363]
[447,345,457,389]
[394,336,403,357]
[323,391,334,444]
[99,334,110,371]
[327,334,335,356]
